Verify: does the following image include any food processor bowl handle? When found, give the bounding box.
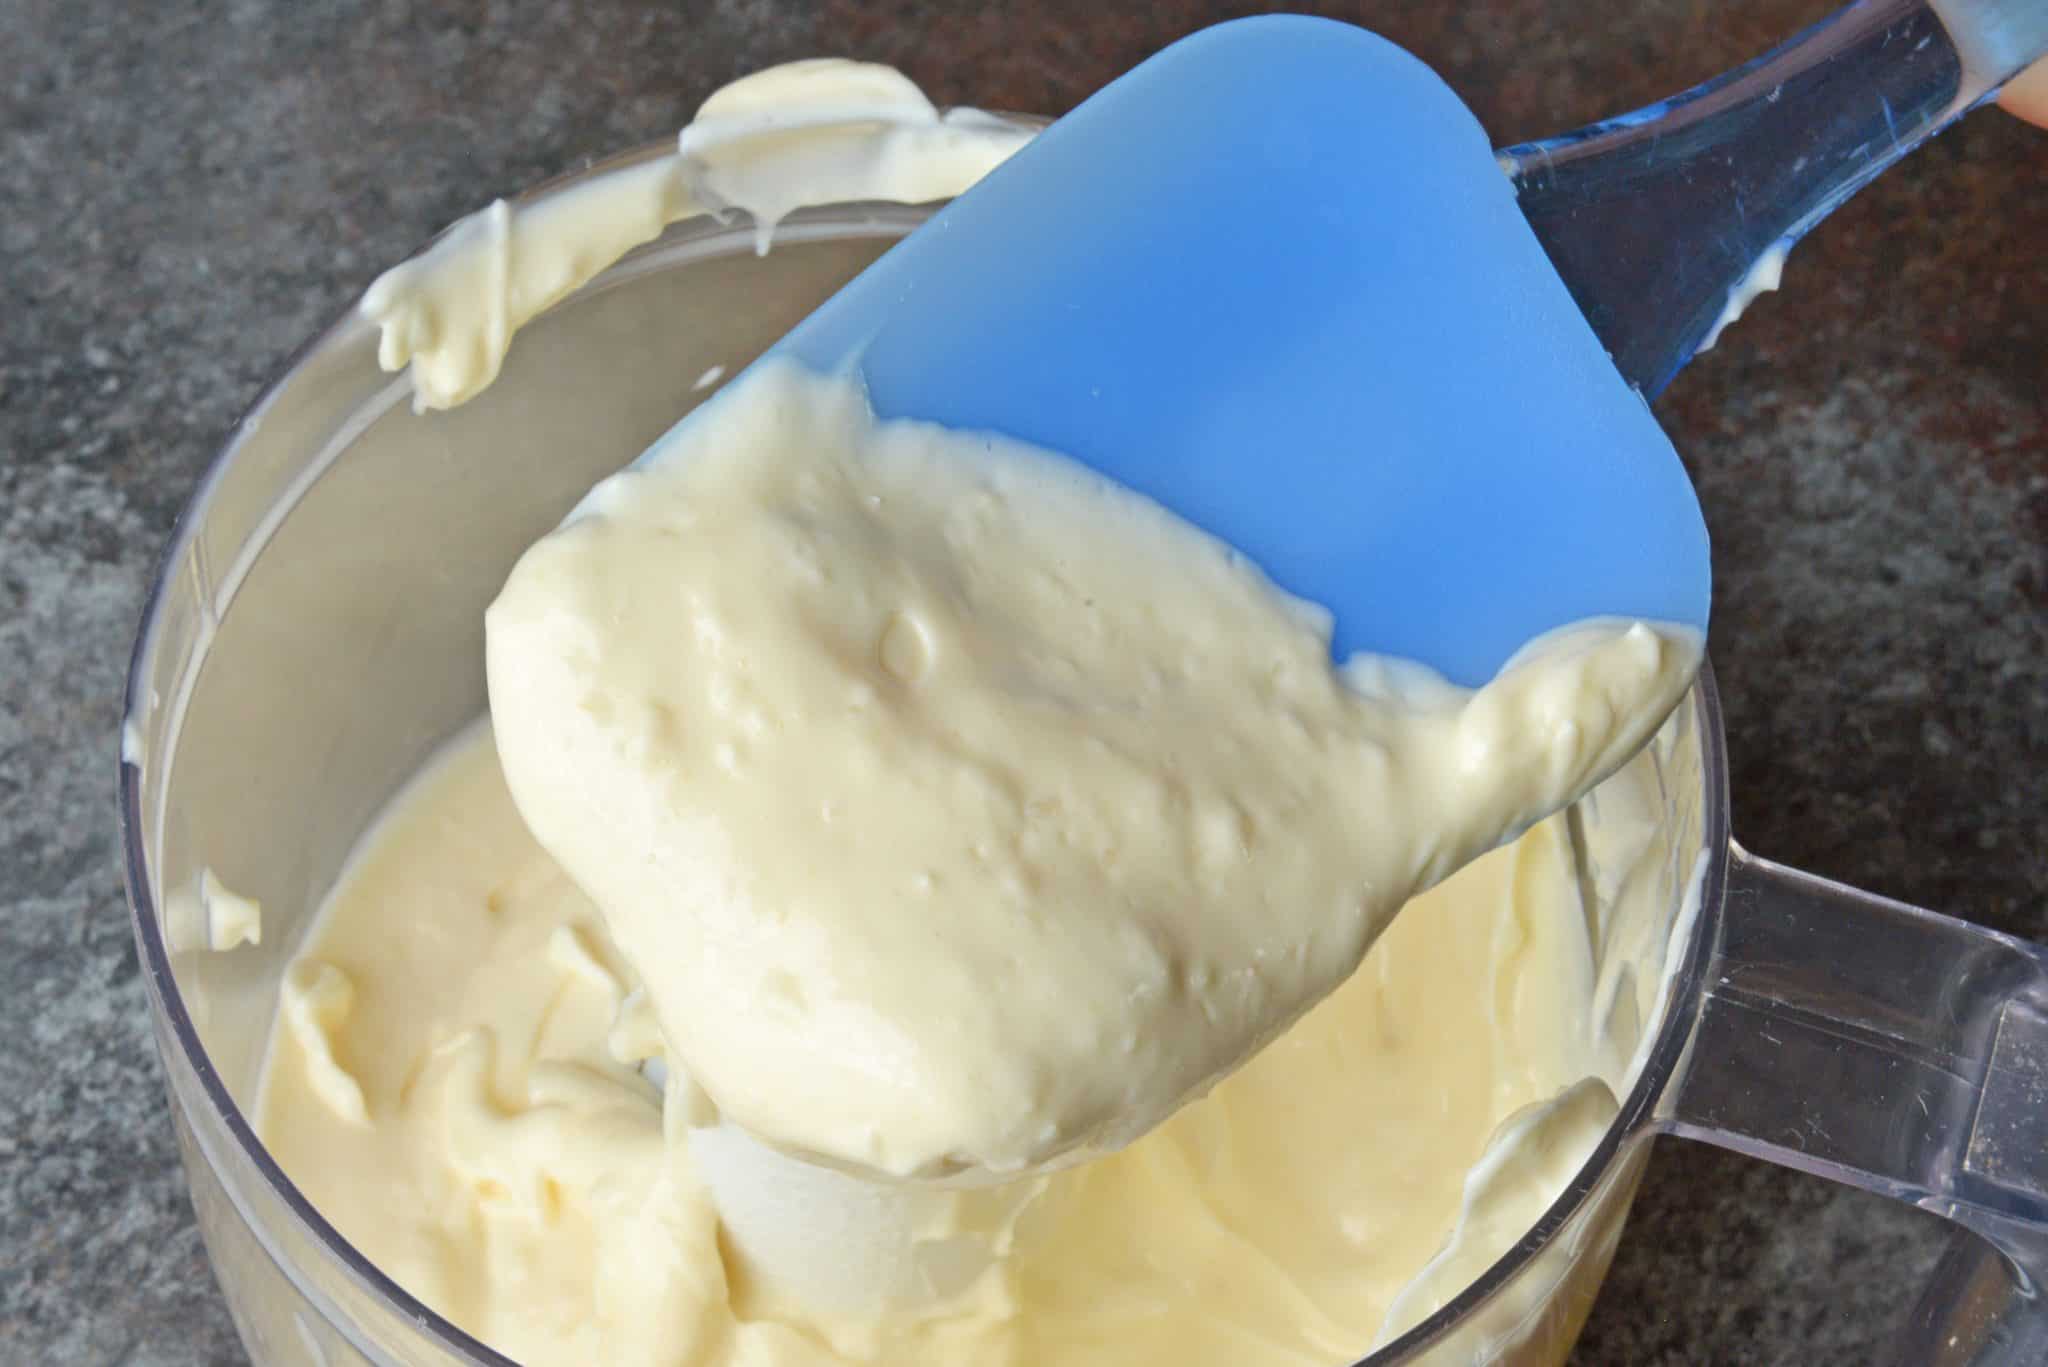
[1660,845,2048,1363]
[1897,1224,2048,1364]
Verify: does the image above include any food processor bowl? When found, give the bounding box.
[120,142,2048,1367]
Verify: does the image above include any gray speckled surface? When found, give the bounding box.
[1,1,2041,1364]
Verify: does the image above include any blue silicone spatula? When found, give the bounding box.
[619,5,2047,1318]
[740,4,2043,687]
[771,15,1701,689]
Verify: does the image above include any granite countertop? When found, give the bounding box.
[3,1,2042,1363]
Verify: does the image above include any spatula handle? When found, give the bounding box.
[1504,0,2047,397]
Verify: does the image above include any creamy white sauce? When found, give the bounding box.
[298,53,1714,1362]
[200,867,262,950]
[257,713,1694,1365]
[489,360,1700,1188]
[1698,240,1791,353]
[361,60,1033,411]
[166,867,263,954]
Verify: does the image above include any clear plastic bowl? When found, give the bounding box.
[120,144,2048,1367]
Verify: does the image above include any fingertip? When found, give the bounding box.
[1998,60,2048,128]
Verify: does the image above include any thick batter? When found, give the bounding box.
[259,714,1671,1366]
[260,362,1696,1363]
[486,361,1695,1187]
[254,54,1706,1367]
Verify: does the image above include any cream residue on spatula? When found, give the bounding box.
[487,360,1700,1182]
